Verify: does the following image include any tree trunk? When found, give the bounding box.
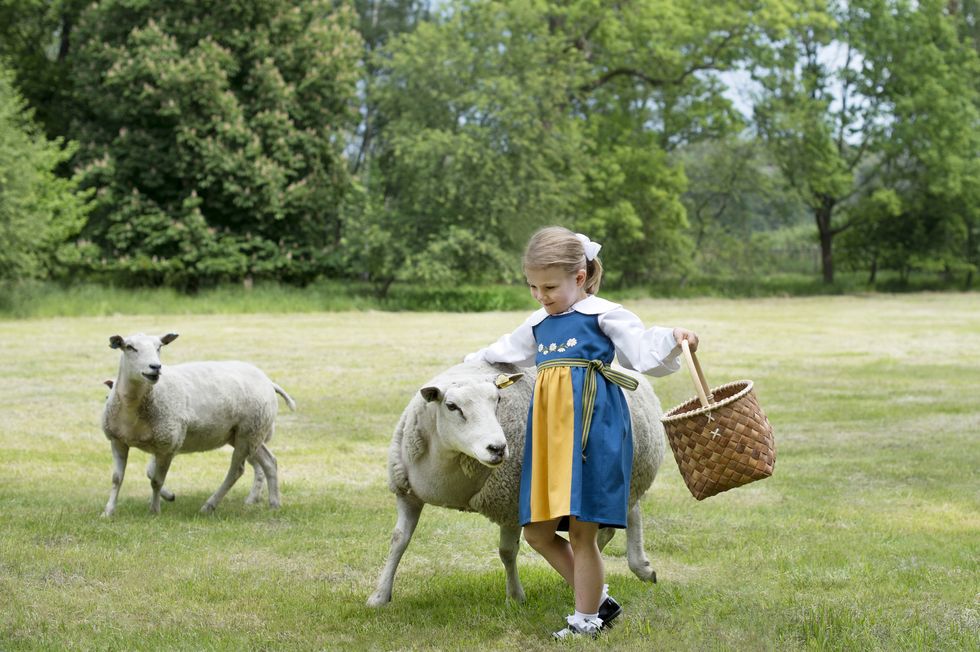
[58,13,73,62]
[375,275,395,299]
[868,254,877,284]
[815,196,836,284]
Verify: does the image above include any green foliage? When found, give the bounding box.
[544,0,806,286]
[380,282,536,311]
[1,0,979,293]
[676,136,809,277]
[0,0,87,138]
[350,1,588,293]
[752,1,861,283]
[574,0,787,147]
[0,63,88,282]
[577,138,692,285]
[866,0,980,283]
[755,0,980,286]
[69,0,363,288]
[352,0,809,292]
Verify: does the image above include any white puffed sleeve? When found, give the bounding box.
[597,307,681,377]
[464,311,542,367]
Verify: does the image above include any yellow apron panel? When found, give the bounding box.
[529,366,575,522]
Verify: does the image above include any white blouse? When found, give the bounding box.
[464,295,681,377]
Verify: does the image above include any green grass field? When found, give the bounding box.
[0,294,977,651]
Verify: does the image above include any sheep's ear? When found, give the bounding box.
[495,373,524,389]
[161,333,179,345]
[103,379,114,389]
[109,335,125,349]
[420,386,442,403]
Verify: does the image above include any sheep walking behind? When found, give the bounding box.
[101,332,295,516]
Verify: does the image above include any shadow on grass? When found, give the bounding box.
[341,569,577,642]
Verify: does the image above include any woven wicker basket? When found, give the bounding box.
[661,340,775,500]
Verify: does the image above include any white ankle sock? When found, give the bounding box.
[573,610,600,626]
[601,583,609,603]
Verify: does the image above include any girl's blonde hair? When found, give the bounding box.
[523,226,604,295]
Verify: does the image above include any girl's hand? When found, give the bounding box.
[673,328,699,352]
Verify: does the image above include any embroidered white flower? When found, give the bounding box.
[538,337,579,356]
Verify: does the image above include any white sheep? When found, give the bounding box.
[101,332,295,516]
[368,360,665,606]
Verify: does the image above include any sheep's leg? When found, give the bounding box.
[102,439,129,517]
[146,457,175,502]
[251,444,280,509]
[148,454,174,514]
[201,443,250,514]
[261,445,280,509]
[597,528,616,551]
[625,501,656,582]
[498,524,526,602]
[244,458,266,505]
[367,494,424,607]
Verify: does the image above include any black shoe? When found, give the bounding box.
[598,596,622,629]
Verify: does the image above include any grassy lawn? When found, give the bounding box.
[0,294,977,651]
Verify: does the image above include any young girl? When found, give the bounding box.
[465,226,698,639]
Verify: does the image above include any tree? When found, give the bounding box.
[831,0,980,285]
[544,0,803,284]
[752,0,880,284]
[0,63,88,282]
[69,0,363,288]
[0,0,88,138]
[949,0,980,52]
[754,0,980,284]
[347,1,589,294]
[870,0,980,285]
[354,0,805,292]
[676,136,807,278]
[349,0,434,176]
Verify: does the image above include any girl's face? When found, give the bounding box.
[526,266,587,315]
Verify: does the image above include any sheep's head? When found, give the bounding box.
[109,332,179,385]
[420,372,523,467]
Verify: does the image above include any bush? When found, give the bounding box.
[0,64,88,282]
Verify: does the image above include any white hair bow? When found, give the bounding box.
[575,233,602,261]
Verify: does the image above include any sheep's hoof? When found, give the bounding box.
[161,489,175,502]
[100,509,114,518]
[366,591,390,607]
[200,503,216,515]
[629,562,657,583]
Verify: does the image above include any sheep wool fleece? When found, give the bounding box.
[519,309,635,530]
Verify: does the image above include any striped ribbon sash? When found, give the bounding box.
[536,358,639,459]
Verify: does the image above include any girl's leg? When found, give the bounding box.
[522,518,575,586]
[567,516,603,614]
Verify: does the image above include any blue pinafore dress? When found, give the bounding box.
[517,310,638,530]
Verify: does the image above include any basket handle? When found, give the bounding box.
[681,339,712,408]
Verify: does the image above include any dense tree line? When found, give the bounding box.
[0,0,977,291]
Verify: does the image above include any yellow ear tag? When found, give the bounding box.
[495,374,516,389]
